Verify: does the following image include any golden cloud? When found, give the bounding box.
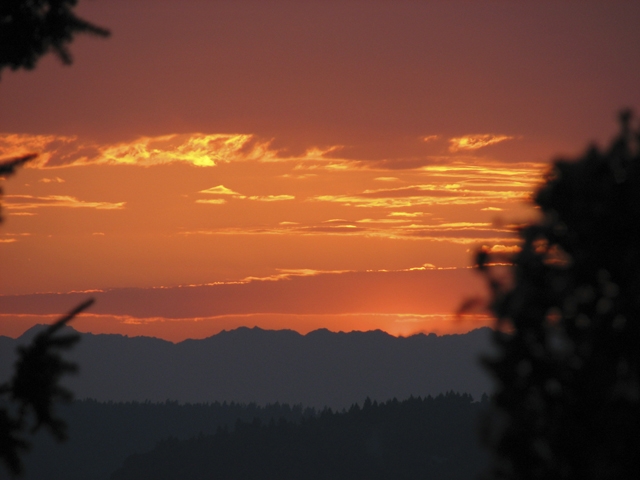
[94,134,275,167]
[195,199,227,205]
[3,194,125,210]
[0,132,353,169]
[374,177,400,182]
[248,195,295,202]
[177,215,517,244]
[39,177,65,183]
[200,185,242,195]
[309,183,528,208]
[0,133,283,168]
[198,185,294,203]
[448,134,515,152]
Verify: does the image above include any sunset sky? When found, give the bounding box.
[1,1,640,341]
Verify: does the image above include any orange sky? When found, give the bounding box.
[1,1,640,341]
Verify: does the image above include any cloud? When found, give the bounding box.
[309,183,529,208]
[195,199,227,205]
[0,133,281,168]
[0,233,30,244]
[0,134,76,164]
[0,268,487,320]
[388,212,429,218]
[448,134,515,152]
[3,194,125,210]
[0,132,350,169]
[248,195,295,202]
[178,216,517,244]
[200,185,242,195]
[94,134,276,167]
[483,244,520,253]
[198,184,294,203]
[39,177,65,183]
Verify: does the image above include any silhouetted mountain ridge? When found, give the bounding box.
[2,326,493,409]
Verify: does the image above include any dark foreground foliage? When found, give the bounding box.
[22,399,313,480]
[0,0,109,76]
[478,112,640,479]
[111,392,488,480]
[0,301,92,477]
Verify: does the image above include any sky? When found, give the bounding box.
[1,0,640,341]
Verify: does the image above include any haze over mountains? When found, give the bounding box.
[1,326,493,409]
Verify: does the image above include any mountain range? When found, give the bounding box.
[1,326,494,409]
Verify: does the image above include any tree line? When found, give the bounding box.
[110,393,488,480]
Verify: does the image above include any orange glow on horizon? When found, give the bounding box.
[0,312,493,343]
[1,131,541,338]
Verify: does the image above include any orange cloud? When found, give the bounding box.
[0,268,487,320]
[177,216,516,244]
[0,133,282,168]
[198,185,294,203]
[374,177,400,182]
[484,244,521,253]
[3,194,125,210]
[0,132,352,169]
[448,134,515,152]
[310,184,528,208]
[247,195,295,202]
[200,185,242,195]
[0,134,77,164]
[39,177,65,183]
[195,199,227,205]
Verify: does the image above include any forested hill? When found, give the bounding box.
[111,393,489,480]
[22,400,313,480]
[0,326,492,408]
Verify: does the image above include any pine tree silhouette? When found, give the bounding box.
[478,112,640,479]
[1,1,108,475]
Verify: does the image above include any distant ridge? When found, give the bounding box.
[1,326,493,409]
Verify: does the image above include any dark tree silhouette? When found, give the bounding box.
[1,1,107,476]
[477,112,640,479]
[0,300,93,476]
[0,0,109,76]
[0,154,36,223]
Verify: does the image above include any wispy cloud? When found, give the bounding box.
[195,199,227,205]
[178,216,517,245]
[248,195,295,202]
[374,177,400,182]
[0,233,31,244]
[39,177,65,183]
[448,134,515,152]
[0,133,346,169]
[198,184,294,203]
[199,185,242,196]
[309,182,529,208]
[3,194,125,210]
